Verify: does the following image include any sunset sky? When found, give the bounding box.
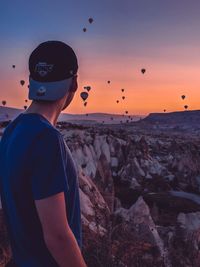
[1,0,200,115]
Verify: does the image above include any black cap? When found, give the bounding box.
[29,40,78,82]
[28,41,78,101]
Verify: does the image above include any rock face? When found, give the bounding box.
[1,120,200,266]
[170,212,200,267]
[62,124,200,267]
[0,211,12,266]
[113,196,172,267]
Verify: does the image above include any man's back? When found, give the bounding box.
[0,112,82,267]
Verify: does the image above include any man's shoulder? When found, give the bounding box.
[2,113,60,138]
[36,125,63,144]
[29,127,65,164]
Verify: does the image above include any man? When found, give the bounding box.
[0,41,87,267]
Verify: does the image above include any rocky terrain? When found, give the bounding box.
[0,111,200,266]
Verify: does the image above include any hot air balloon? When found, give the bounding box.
[12,65,15,68]
[184,105,188,110]
[107,80,111,84]
[181,95,186,100]
[20,80,25,86]
[122,96,125,100]
[84,102,87,107]
[125,111,128,114]
[116,100,119,104]
[126,120,129,123]
[84,86,91,92]
[164,109,166,112]
[88,18,93,24]
[83,28,87,32]
[2,100,6,106]
[25,99,28,103]
[141,68,146,74]
[86,113,88,116]
[27,85,30,88]
[24,106,27,110]
[80,91,88,101]
[121,89,124,92]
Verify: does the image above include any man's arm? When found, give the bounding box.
[35,192,87,267]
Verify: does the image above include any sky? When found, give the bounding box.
[0,0,200,115]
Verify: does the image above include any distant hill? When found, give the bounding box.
[137,110,200,134]
[0,106,142,124]
[142,110,200,125]
[0,106,22,121]
[59,112,142,124]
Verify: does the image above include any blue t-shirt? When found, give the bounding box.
[0,112,82,267]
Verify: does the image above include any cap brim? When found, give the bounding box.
[28,77,73,101]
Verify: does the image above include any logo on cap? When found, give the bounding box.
[35,62,54,77]
[37,86,46,96]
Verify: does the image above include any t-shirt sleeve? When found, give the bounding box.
[30,128,68,200]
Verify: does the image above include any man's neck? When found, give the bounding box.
[24,102,61,126]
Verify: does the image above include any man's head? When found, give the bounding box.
[28,41,78,111]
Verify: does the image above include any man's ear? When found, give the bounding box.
[70,75,78,92]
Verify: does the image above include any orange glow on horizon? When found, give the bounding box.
[1,51,200,115]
